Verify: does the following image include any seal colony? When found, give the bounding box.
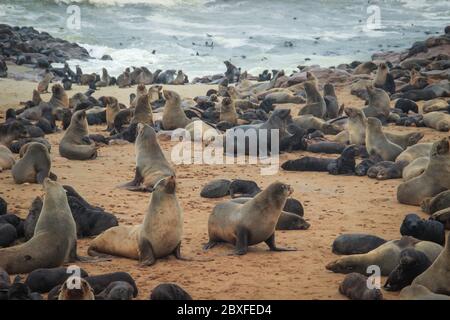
[0,24,449,300]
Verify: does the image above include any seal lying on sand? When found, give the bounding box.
[400,285,450,300]
[150,283,192,300]
[397,138,450,206]
[0,179,77,274]
[89,176,183,266]
[59,110,97,160]
[332,234,387,255]
[384,248,431,292]
[120,123,175,192]
[281,145,359,175]
[204,182,296,255]
[326,236,442,276]
[339,273,383,300]
[400,213,445,245]
[58,277,95,300]
[411,232,450,295]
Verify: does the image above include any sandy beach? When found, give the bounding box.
[0,72,447,300]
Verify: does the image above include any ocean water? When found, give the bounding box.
[0,0,449,78]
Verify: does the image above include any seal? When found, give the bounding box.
[362,86,391,121]
[0,223,17,248]
[423,111,450,132]
[421,189,450,214]
[96,281,135,300]
[397,138,450,205]
[384,132,423,150]
[281,145,359,175]
[402,156,429,181]
[229,197,309,230]
[396,143,432,164]
[365,117,403,161]
[333,107,366,145]
[200,179,231,198]
[12,142,56,184]
[292,115,342,135]
[131,94,154,126]
[323,83,341,119]
[104,97,120,131]
[89,176,183,266]
[332,234,387,255]
[24,185,118,239]
[59,110,97,160]
[162,90,192,130]
[339,273,383,300]
[150,283,192,300]
[412,232,450,295]
[373,62,395,94]
[400,285,450,300]
[298,80,327,118]
[120,123,175,192]
[326,236,442,276]
[384,248,432,291]
[368,160,408,180]
[58,277,95,300]
[204,182,296,255]
[0,178,77,274]
[0,121,28,147]
[47,271,138,300]
[400,213,445,245]
[25,267,89,293]
[219,97,238,124]
[353,61,377,75]
[37,71,53,94]
[0,145,15,172]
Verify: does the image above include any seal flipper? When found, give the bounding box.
[119,167,144,191]
[203,241,219,250]
[234,226,249,255]
[36,171,49,184]
[138,238,156,266]
[265,233,297,252]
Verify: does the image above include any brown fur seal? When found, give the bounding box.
[226,87,259,109]
[422,99,449,113]
[298,80,326,118]
[365,117,403,161]
[130,84,148,108]
[339,273,383,300]
[0,145,15,172]
[120,123,175,192]
[162,90,191,130]
[0,179,77,274]
[80,73,97,86]
[131,94,153,126]
[172,70,185,85]
[333,107,366,145]
[423,112,450,132]
[219,97,238,124]
[353,61,377,75]
[59,110,98,160]
[412,232,450,294]
[89,176,183,266]
[373,62,395,94]
[397,138,450,205]
[421,190,450,214]
[20,84,69,121]
[37,72,53,94]
[400,285,450,300]
[204,182,296,255]
[95,68,111,87]
[264,91,305,104]
[363,86,391,120]
[58,277,95,300]
[402,156,429,181]
[12,142,56,184]
[396,143,433,163]
[105,97,120,131]
[292,115,342,135]
[384,132,423,150]
[326,236,442,276]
